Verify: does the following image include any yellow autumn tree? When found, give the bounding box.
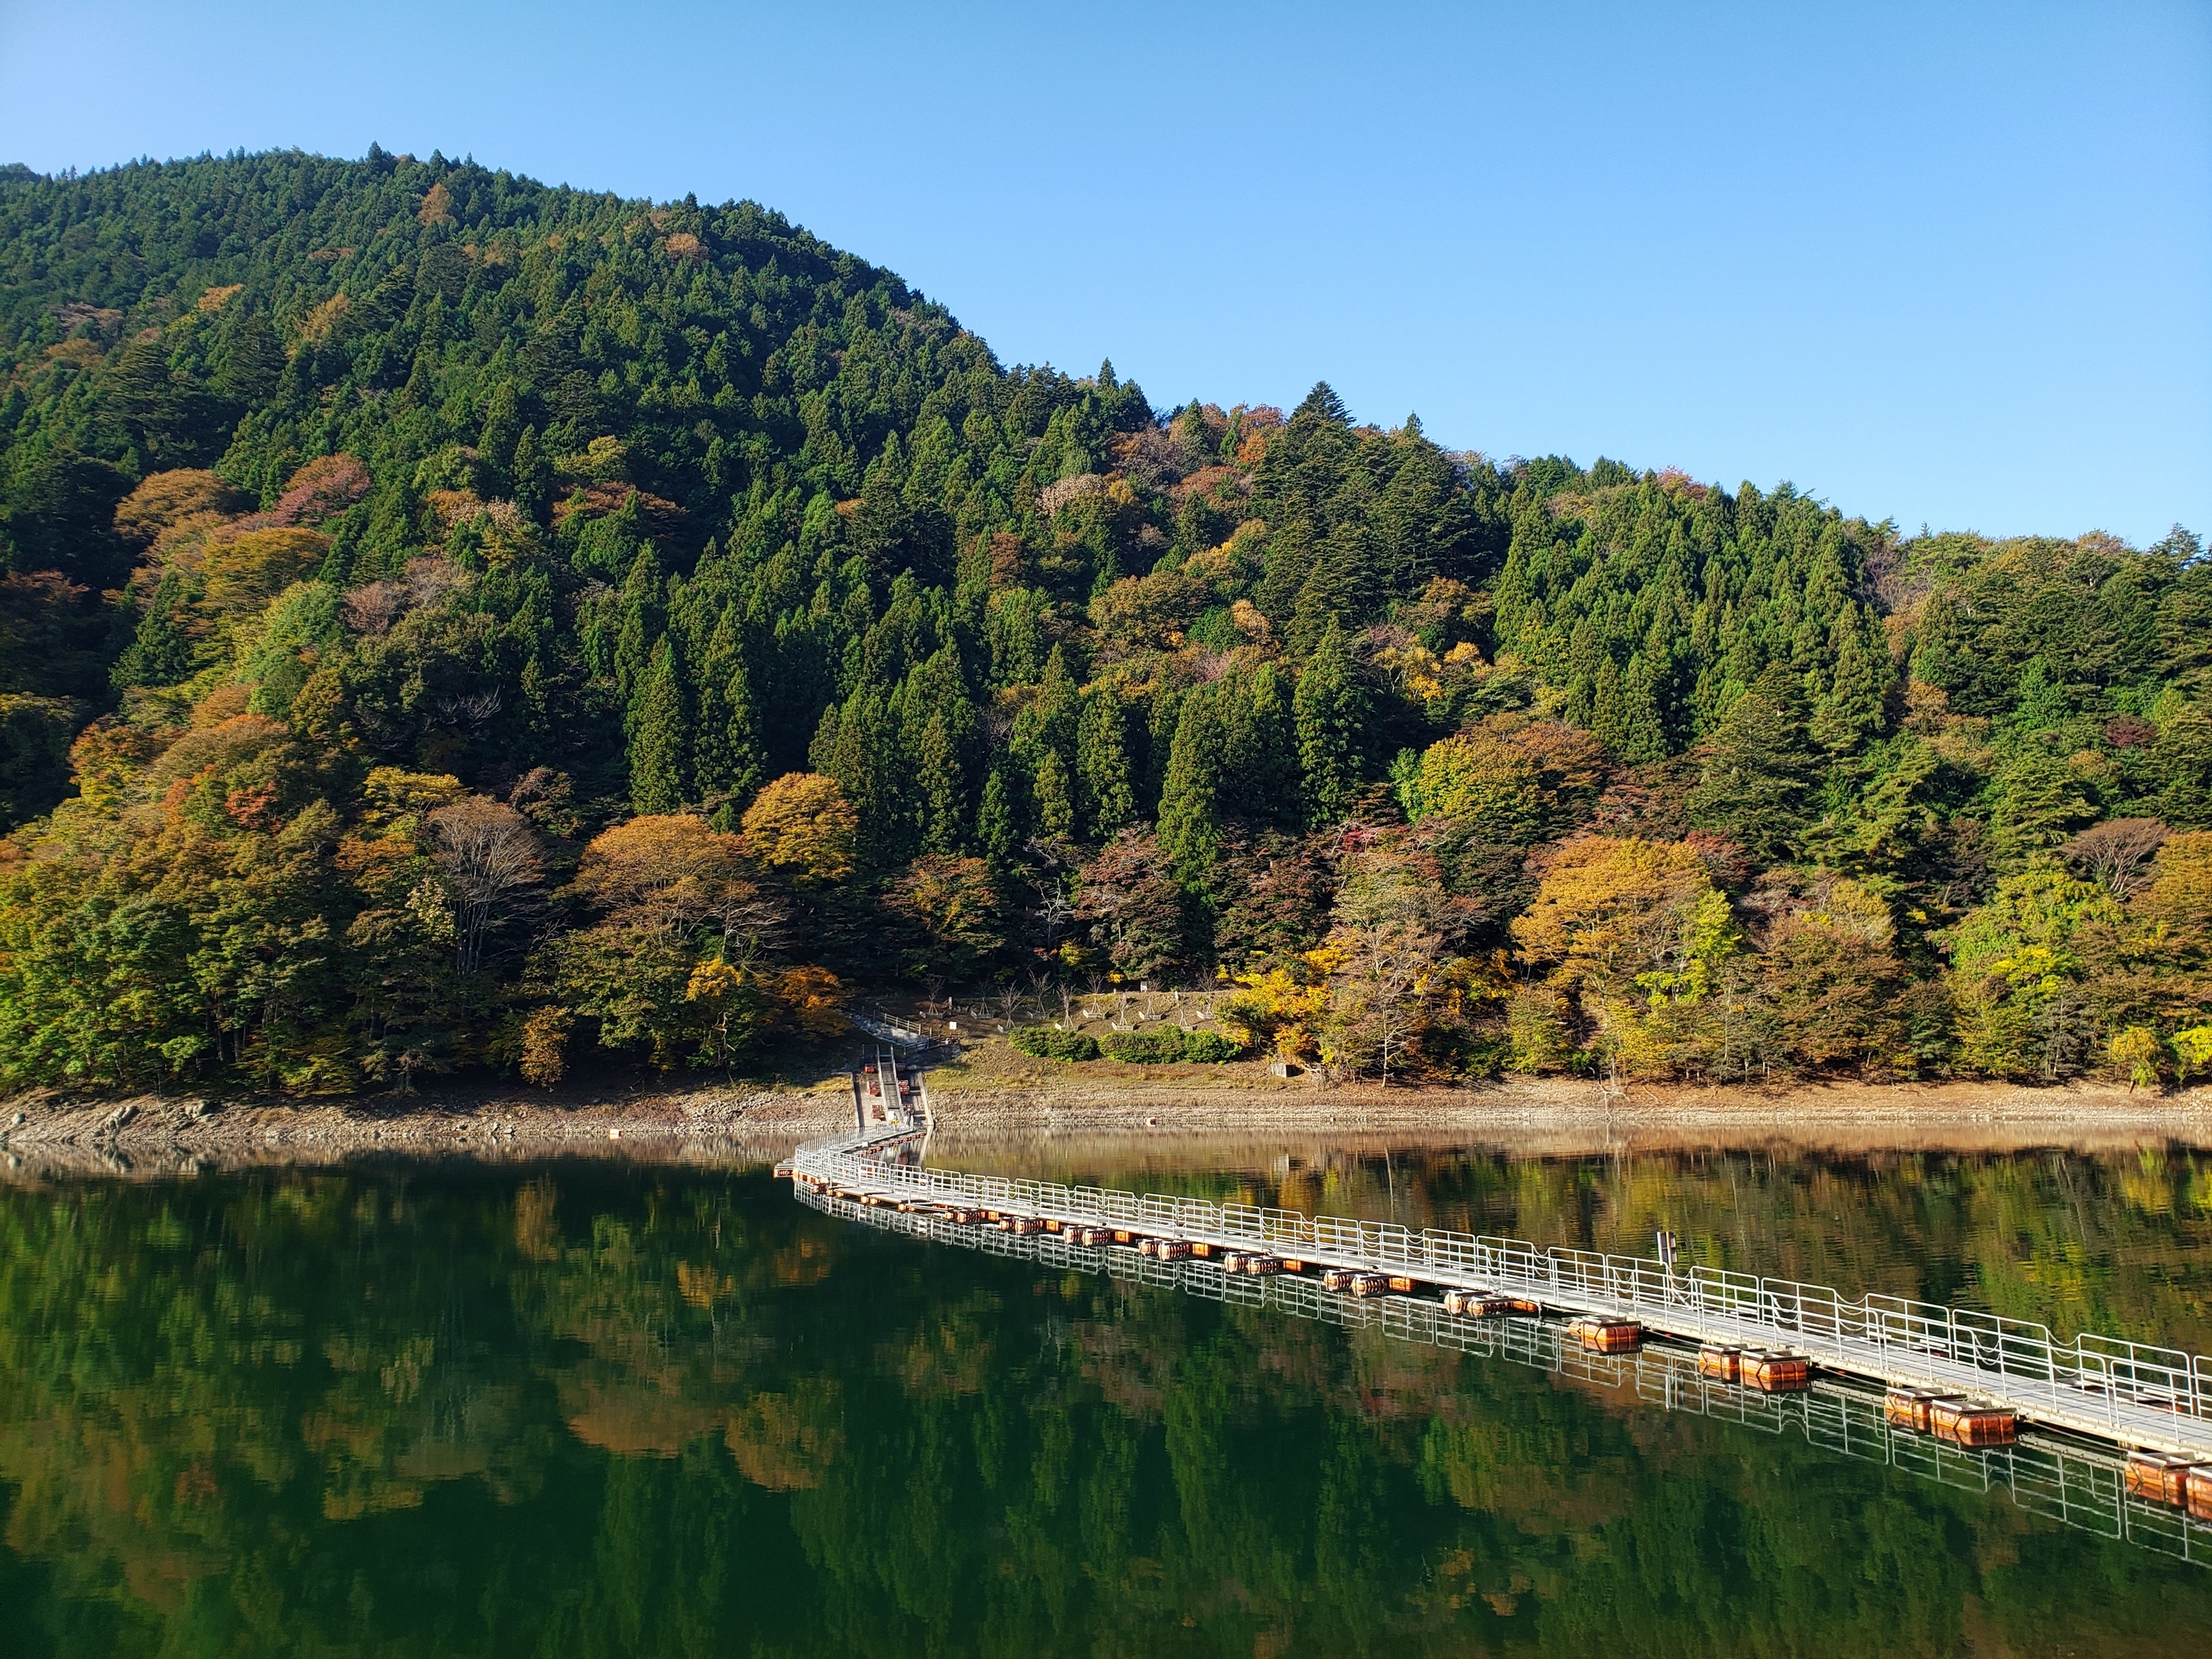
[740,773,858,886]
[1511,836,1747,1076]
[543,814,790,1068]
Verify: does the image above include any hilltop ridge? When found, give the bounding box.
[0,149,2207,1098]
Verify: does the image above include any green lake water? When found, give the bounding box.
[2,1142,2210,1656]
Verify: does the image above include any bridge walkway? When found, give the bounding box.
[799,1177,2212,1571]
[784,1119,2212,1463]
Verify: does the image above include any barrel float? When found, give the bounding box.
[1697,1346,1742,1382]
[1349,1273,1391,1297]
[1929,1399,2018,1447]
[1243,1255,1280,1276]
[1220,1250,1245,1272]
[1322,1268,1356,1292]
[1442,1290,1508,1317]
[1743,1351,1811,1392]
[1567,1316,1643,1353]
[2124,1452,2199,1506]
[1883,1386,1954,1432]
[2187,1465,2212,1522]
[1156,1240,1193,1261]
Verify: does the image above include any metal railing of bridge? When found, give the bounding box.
[796,1178,2212,1571]
[787,1124,2212,1459]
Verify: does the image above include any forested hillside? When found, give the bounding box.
[0,149,2207,1094]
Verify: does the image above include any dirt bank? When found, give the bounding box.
[924,1051,2212,1156]
[4,1039,2209,1182]
[0,1077,853,1181]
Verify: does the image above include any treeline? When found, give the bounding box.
[0,150,2207,1093]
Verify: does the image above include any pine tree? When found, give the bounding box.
[211,307,285,406]
[628,637,690,814]
[613,548,664,714]
[695,608,767,816]
[1222,663,1297,823]
[1589,657,1628,753]
[1687,666,1823,862]
[917,714,964,853]
[978,766,1022,867]
[1289,513,1379,656]
[1035,748,1075,840]
[1157,687,1226,892]
[1295,618,1367,827]
[510,424,548,519]
[1811,607,1892,754]
[1616,653,1667,762]
[1015,644,1079,837]
[1077,687,1136,839]
[902,643,978,852]
[823,683,912,873]
[478,380,523,478]
[111,574,194,690]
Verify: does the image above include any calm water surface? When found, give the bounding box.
[2,1141,2210,1656]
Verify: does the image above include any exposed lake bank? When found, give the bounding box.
[5,1045,2210,1180]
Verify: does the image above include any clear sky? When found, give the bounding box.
[2,1,2207,545]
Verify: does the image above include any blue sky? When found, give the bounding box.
[2,1,2207,545]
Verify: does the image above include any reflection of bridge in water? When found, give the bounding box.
[800,1174,2212,1569]
[783,1067,2212,1565]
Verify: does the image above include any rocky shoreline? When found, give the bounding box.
[4,1048,2210,1181]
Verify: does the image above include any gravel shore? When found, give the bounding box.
[3,1041,2208,1181]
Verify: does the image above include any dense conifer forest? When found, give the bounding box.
[0,149,2206,1094]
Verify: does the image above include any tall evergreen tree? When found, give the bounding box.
[628,637,691,814]
[821,683,910,873]
[1295,618,1367,826]
[613,548,664,714]
[695,608,767,816]
[1811,606,1893,754]
[111,574,194,690]
[1687,666,1823,861]
[1222,663,1298,823]
[1157,686,1226,892]
[977,766,1022,867]
[1077,687,1136,840]
[1035,748,1076,840]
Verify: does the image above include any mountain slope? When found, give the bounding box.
[0,149,2206,1093]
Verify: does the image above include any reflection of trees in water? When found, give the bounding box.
[966,1143,2212,1353]
[0,1166,2205,1655]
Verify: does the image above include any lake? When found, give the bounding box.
[2,1138,2208,1655]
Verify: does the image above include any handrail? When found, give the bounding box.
[800,1178,2212,1571]
[788,1122,2212,1457]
